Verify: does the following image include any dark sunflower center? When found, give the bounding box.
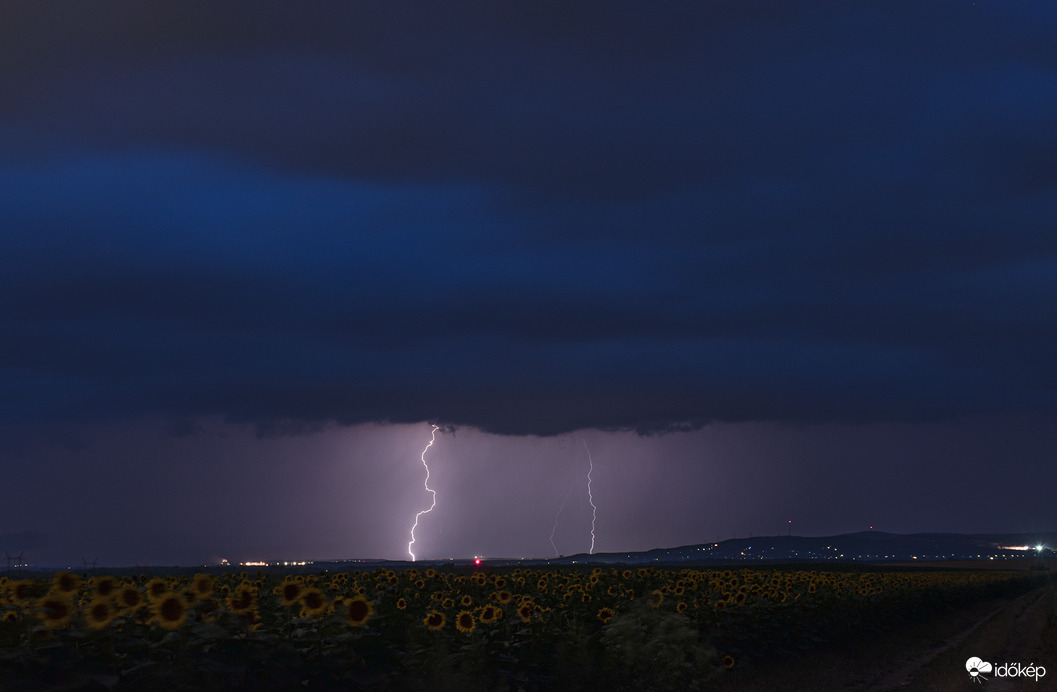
[347,600,369,621]
[159,597,184,621]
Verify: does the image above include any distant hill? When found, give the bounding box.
[543,530,1057,566]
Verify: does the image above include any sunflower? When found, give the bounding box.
[192,574,215,597]
[51,572,81,596]
[146,578,170,602]
[441,597,455,610]
[477,605,500,624]
[38,593,75,629]
[517,602,534,623]
[597,607,615,624]
[648,590,664,608]
[676,601,688,613]
[152,593,188,630]
[492,590,513,604]
[455,610,475,633]
[9,580,37,602]
[395,597,408,610]
[2,611,19,623]
[227,584,257,613]
[723,655,735,669]
[115,585,143,612]
[423,610,445,631]
[299,588,328,618]
[83,598,116,630]
[460,594,473,607]
[278,580,303,606]
[343,596,373,627]
[91,576,117,599]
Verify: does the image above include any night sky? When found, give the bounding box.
[3,2,1057,567]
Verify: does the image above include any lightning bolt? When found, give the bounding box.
[583,439,597,555]
[550,478,578,557]
[408,424,440,562]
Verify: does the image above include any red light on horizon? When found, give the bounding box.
[474,558,481,566]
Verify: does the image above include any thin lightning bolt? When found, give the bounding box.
[408,424,440,562]
[550,479,578,557]
[583,439,597,555]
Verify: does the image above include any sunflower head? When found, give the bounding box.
[192,574,215,597]
[423,610,445,631]
[91,576,117,599]
[10,579,38,602]
[455,610,475,633]
[279,580,303,606]
[343,596,373,627]
[648,590,664,608]
[152,593,188,630]
[51,572,81,595]
[723,655,735,669]
[116,585,143,612]
[227,585,257,614]
[597,607,615,624]
[84,598,116,630]
[146,578,170,602]
[477,605,501,624]
[38,593,75,629]
[299,588,329,618]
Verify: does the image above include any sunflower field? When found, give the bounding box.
[0,565,1046,690]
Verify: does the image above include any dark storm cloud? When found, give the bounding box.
[3,1,1057,435]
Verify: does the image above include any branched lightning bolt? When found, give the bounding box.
[583,439,597,555]
[550,479,578,557]
[408,424,440,562]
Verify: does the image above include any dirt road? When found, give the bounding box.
[717,581,1054,692]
